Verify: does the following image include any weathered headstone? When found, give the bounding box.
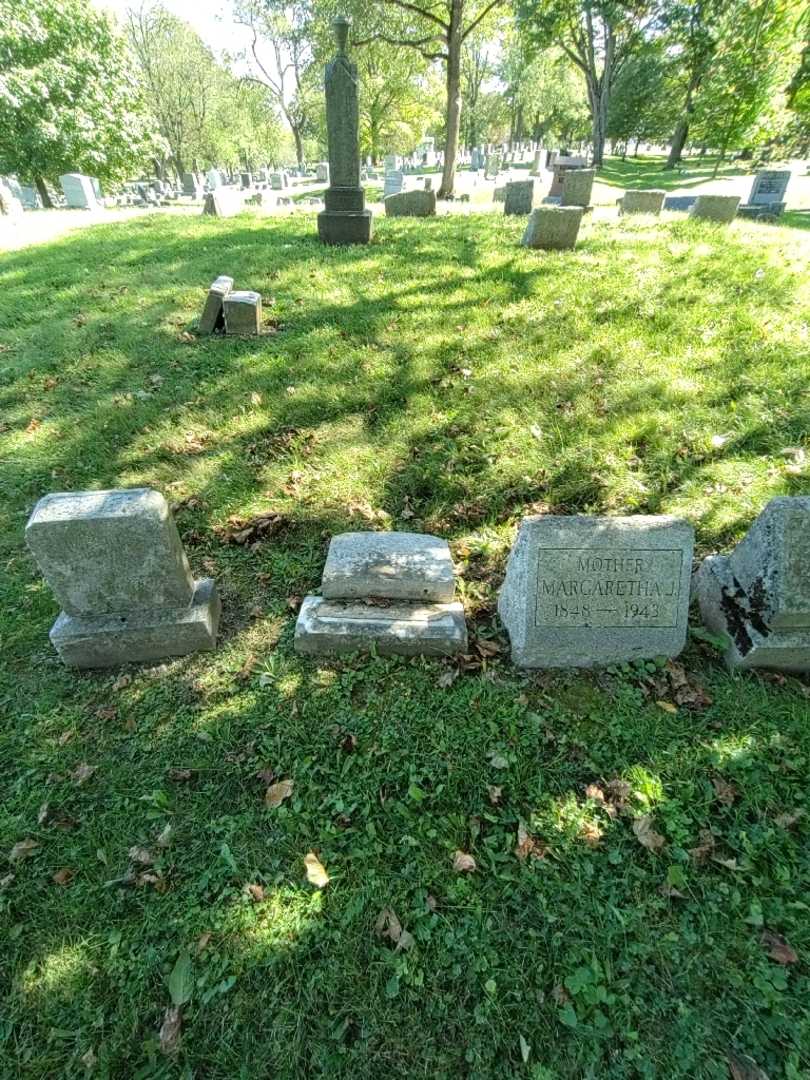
[384,190,436,217]
[522,206,584,251]
[270,173,286,190]
[504,179,537,215]
[547,156,586,197]
[689,195,740,223]
[25,489,220,667]
[738,170,790,220]
[317,16,372,245]
[561,168,595,208]
[206,168,223,190]
[662,195,697,213]
[295,532,467,656]
[530,149,546,176]
[59,174,99,209]
[484,153,501,180]
[499,515,694,668]
[199,275,233,335]
[224,291,262,335]
[383,170,405,198]
[619,189,666,215]
[0,179,24,216]
[695,497,810,671]
[240,171,253,189]
[202,189,243,218]
[316,162,330,183]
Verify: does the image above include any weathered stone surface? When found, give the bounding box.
[294,596,467,657]
[50,579,220,668]
[384,189,436,217]
[694,497,810,671]
[493,186,507,204]
[530,149,546,175]
[199,275,233,335]
[745,169,791,206]
[26,489,195,616]
[224,291,261,335]
[202,189,243,217]
[322,532,455,602]
[561,168,595,207]
[521,206,584,251]
[383,170,405,198]
[689,194,740,223]
[504,179,537,215]
[498,514,694,668]
[318,17,372,246]
[59,174,99,210]
[620,189,666,215]
[316,162,330,183]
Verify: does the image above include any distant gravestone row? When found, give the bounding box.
[24,489,810,673]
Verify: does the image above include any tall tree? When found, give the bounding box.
[461,31,496,149]
[607,38,678,155]
[0,0,151,205]
[234,0,318,168]
[351,0,505,197]
[516,0,656,167]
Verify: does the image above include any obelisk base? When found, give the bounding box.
[318,208,373,245]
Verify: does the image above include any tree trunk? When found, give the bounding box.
[292,126,304,169]
[34,176,53,209]
[439,0,462,199]
[666,117,690,169]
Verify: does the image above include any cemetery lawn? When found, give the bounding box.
[2,208,810,1079]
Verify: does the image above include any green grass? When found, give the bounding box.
[1,208,810,1079]
[597,154,753,192]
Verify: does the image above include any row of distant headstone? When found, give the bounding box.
[24,489,810,675]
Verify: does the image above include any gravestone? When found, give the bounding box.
[504,179,537,215]
[295,532,466,656]
[689,195,740,223]
[59,174,99,209]
[530,149,546,176]
[224,291,262,334]
[695,497,810,671]
[240,171,252,189]
[384,190,436,217]
[493,186,507,203]
[522,206,584,251]
[548,156,586,197]
[202,189,243,217]
[316,162,330,183]
[738,170,790,220]
[317,16,372,245]
[270,173,286,190]
[484,154,501,180]
[25,489,220,667]
[619,189,665,215]
[182,172,202,197]
[383,170,405,198]
[199,275,233,334]
[0,179,24,216]
[18,184,40,210]
[561,168,595,208]
[206,169,223,190]
[499,515,694,668]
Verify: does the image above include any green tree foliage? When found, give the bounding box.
[499,38,590,148]
[0,0,152,204]
[126,5,283,177]
[516,0,656,166]
[607,39,679,153]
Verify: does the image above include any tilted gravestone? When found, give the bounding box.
[689,195,740,223]
[504,180,537,215]
[202,189,243,218]
[295,532,466,657]
[561,168,595,208]
[522,206,584,251]
[695,497,810,671]
[619,189,665,215]
[499,515,694,668]
[384,190,436,217]
[317,16,372,245]
[25,489,220,667]
[199,274,234,334]
[59,174,99,210]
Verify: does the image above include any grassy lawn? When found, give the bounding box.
[597,154,752,192]
[1,208,810,1078]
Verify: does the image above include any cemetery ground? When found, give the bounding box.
[1,205,809,1079]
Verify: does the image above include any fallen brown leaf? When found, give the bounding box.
[375,907,414,950]
[712,776,738,806]
[9,839,39,862]
[304,851,329,888]
[728,1048,771,1080]
[245,883,265,902]
[453,850,476,873]
[656,700,677,715]
[112,674,132,691]
[689,829,716,863]
[579,820,603,847]
[168,768,195,782]
[196,932,212,953]
[70,762,96,785]
[774,809,804,829]
[487,785,503,806]
[128,846,154,866]
[437,667,459,689]
[159,1004,183,1056]
[265,779,293,808]
[761,929,798,965]
[632,815,665,852]
[52,867,75,886]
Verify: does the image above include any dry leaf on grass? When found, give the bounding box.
[578,820,603,847]
[265,779,293,808]
[304,851,329,888]
[453,850,476,873]
[712,776,738,806]
[375,908,414,951]
[52,867,75,886]
[487,785,503,806]
[129,846,154,866]
[159,1005,183,1056]
[774,809,803,829]
[656,700,677,715]
[761,929,798,965]
[515,823,546,861]
[245,883,265,902]
[70,762,96,785]
[632,815,665,852]
[689,829,716,863]
[9,839,39,862]
[728,1049,771,1080]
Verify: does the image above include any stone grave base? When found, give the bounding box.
[50,579,221,668]
[317,209,373,245]
[695,555,810,672]
[294,596,467,657]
